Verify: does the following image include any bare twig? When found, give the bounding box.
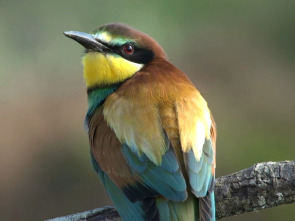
[47,161,295,221]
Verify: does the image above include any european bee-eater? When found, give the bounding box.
[64,23,216,221]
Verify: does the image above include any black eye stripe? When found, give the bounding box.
[91,39,154,64]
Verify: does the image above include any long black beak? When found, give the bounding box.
[63,31,110,53]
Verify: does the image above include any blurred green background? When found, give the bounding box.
[0,0,294,220]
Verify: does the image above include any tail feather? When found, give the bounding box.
[149,194,216,221]
[199,191,215,221]
[155,196,198,221]
[156,198,170,221]
[143,198,160,221]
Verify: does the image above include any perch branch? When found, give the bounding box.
[47,160,295,221]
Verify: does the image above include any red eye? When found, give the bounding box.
[123,44,134,54]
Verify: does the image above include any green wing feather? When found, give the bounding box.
[121,141,187,202]
[90,150,147,221]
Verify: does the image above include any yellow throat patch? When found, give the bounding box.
[82,52,143,88]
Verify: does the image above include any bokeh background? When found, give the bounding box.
[1,1,294,220]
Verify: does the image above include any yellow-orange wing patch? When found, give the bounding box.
[176,90,212,160]
[103,90,167,165]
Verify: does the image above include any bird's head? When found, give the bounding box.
[64,23,166,89]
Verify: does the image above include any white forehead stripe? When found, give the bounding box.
[95,32,112,43]
[94,31,133,46]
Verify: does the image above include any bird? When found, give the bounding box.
[64,23,216,221]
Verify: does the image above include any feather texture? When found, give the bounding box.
[122,143,187,202]
[90,150,147,221]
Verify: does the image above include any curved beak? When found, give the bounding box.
[63,31,110,53]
